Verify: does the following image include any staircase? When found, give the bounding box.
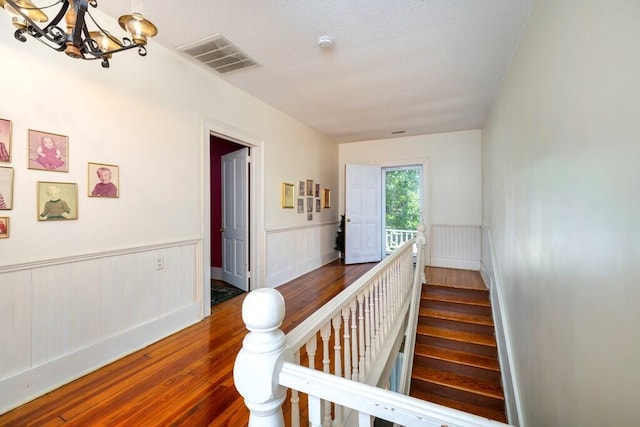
[409,267,507,423]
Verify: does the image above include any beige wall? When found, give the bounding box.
[483,0,640,425]
[338,130,482,226]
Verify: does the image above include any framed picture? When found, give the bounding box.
[28,129,68,172]
[0,216,8,238]
[315,183,320,198]
[0,166,14,210]
[315,198,321,212]
[0,118,11,163]
[323,188,331,208]
[37,181,78,221]
[298,180,305,197]
[297,198,304,213]
[281,182,294,208]
[307,197,313,212]
[88,162,119,198]
[306,179,314,196]
[307,213,313,221]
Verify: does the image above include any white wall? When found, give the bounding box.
[482,0,640,425]
[0,10,337,412]
[339,130,482,268]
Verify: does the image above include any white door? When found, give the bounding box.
[221,148,249,291]
[345,164,382,264]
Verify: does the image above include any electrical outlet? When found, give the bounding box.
[155,255,165,270]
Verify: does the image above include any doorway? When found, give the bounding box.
[382,165,422,256]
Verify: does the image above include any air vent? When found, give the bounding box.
[177,34,259,74]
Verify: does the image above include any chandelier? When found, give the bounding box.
[0,0,157,68]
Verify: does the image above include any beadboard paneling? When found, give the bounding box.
[430,224,481,270]
[0,240,201,414]
[266,222,338,288]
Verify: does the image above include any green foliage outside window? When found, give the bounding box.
[385,168,421,230]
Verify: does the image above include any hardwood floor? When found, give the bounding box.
[0,261,376,427]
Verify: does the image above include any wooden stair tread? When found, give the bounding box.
[417,325,497,347]
[421,294,491,307]
[414,343,500,371]
[412,365,504,400]
[424,281,488,292]
[411,389,507,423]
[420,307,494,326]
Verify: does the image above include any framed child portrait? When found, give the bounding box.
[298,180,305,197]
[37,181,78,221]
[306,179,314,196]
[88,162,119,198]
[297,198,304,213]
[28,129,68,172]
[0,166,14,210]
[0,118,11,163]
[0,217,8,238]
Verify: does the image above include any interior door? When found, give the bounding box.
[221,148,249,291]
[345,164,382,264]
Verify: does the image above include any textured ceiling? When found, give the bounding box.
[100,1,534,143]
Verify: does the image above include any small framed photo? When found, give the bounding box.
[315,198,321,212]
[306,179,314,196]
[298,180,305,197]
[307,213,313,221]
[88,162,119,198]
[307,197,313,212]
[315,183,320,198]
[323,189,331,208]
[281,182,295,208]
[0,118,11,163]
[297,198,304,213]
[0,166,14,210]
[0,216,8,238]
[37,181,78,221]
[28,129,68,172]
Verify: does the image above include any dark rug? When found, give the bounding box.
[211,283,245,307]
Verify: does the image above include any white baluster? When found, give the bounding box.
[357,293,366,380]
[307,336,317,370]
[332,314,343,425]
[350,300,358,380]
[342,307,351,380]
[364,286,372,370]
[320,323,332,427]
[234,289,288,427]
[291,350,300,427]
[373,278,381,353]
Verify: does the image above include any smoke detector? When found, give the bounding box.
[317,36,333,48]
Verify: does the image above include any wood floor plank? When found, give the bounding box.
[0,260,375,427]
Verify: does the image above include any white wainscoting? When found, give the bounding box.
[0,239,202,414]
[266,222,339,288]
[480,227,522,426]
[429,224,482,270]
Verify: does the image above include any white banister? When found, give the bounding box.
[234,224,511,427]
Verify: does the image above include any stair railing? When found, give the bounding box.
[234,224,509,427]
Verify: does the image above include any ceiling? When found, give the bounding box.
[100,1,534,143]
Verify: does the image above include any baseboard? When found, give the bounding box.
[211,267,222,280]
[0,304,201,415]
[429,257,481,271]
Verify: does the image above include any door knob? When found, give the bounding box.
[346,218,351,222]
[220,228,225,232]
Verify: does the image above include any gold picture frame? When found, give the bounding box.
[282,182,295,208]
[28,129,69,172]
[0,166,14,210]
[0,216,8,238]
[37,181,78,221]
[0,118,11,163]
[88,162,120,198]
[323,188,331,208]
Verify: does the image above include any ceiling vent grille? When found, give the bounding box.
[178,34,259,74]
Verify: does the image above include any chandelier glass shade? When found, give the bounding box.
[0,0,157,67]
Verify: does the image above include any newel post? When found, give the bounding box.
[233,289,290,427]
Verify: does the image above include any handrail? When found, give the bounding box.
[233,224,511,426]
